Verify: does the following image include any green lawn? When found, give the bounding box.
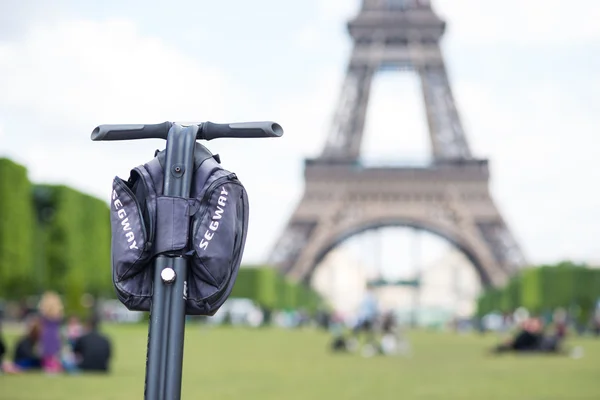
[1,324,599,400]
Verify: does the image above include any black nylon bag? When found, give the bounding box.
[109,143,249,315]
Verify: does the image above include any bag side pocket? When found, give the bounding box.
[188,173,249,315]
[111,176,152,282]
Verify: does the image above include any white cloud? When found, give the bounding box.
[293,25,322,50]
[316,0,359,20]
[0,18,236,126]
[436,0,600,46]
[292,0,359,50]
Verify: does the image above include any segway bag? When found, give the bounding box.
[109,143,249,316]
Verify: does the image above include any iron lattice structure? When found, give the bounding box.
[269,0,525,287]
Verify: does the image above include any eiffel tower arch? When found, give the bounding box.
[269,0,525,287]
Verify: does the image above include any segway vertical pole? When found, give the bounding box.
[145,124,198,400]
[164,125,199,400]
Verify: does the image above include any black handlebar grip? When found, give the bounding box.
[199,121,283,140]
[90,122,173,141]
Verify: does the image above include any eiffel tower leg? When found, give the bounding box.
[268,217,319,275]
[321,64,375,160]
[476,219,526,275]
[269,195,339,274]
[419,64,472,161]
[441,188,527,284]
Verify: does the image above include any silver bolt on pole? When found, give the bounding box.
[161,267,176,284]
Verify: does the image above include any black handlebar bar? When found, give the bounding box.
[91,122,172,141]
[91,121,283,141]
[201,122,283,140]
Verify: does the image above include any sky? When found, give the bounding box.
[1,0,599,269]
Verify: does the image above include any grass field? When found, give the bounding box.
[1,323,599,400]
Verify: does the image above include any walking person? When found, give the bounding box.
[352,284,380,357]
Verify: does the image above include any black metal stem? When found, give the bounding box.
[145,124,198,400]
[146,256,169,398]
[165,257,189,400]
[163,126,197,399]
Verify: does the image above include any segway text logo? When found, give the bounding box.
[199,187,229,250]
[112,189,139,250]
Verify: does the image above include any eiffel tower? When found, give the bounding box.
[269,0,525,287]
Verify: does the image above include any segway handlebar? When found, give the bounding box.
[91,121,283,141]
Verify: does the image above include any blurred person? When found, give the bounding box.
[553,308,568,340]
[329,310,351,352]
[65,315,83,350]
[13,315,42,370]
[351,285,380,357]
[1,322,21,374]
[73,316,112,372]
[38,291,65,373]
[0,321,6,365]
[1,321,11,373]
[380,310,410,356]
[493,316,584,358]
[492,317,543,353]
[380,311,397,355]
[354,285,379,332]
[593,310,600,337]
[60,316,83,374]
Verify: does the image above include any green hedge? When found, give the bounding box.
[500,276,521,313]
[230,266,281,309]
[0,158,35,298]
[1,160,112,311]
[477,262,600,322]
[231,265,323,312]
[33,184,112,313]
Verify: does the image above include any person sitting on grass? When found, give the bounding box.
[13,315,43,370]
[493,317,543,353]
[72,316,112,373]
[492,317,573,355]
